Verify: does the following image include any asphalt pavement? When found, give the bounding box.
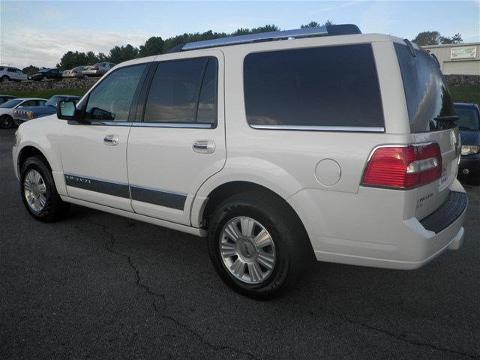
[1,128,479,360]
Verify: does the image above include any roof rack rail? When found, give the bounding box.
[180,24,361,51]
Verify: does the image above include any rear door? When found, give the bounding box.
[394,43,461,219]
[127,51,225,225]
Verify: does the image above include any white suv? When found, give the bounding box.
[13,25,467,298]
[0,66,27,82]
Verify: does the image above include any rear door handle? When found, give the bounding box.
[193,140,215,154]
[104,134,119,146]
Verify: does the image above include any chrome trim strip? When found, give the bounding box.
[250,125,385,132]
[89,121,214,129]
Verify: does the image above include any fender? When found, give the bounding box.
[190,156,304,228]
[14,116,67,196]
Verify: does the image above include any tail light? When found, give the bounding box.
[362,143,442,189]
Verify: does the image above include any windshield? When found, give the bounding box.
[455,105,480,131]
[0,99,22,108]
[46,96,60,107]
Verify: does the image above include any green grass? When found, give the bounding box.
[449,85,480,105]
[7,88,87,99]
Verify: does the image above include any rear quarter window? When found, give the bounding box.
[244,44,384,129]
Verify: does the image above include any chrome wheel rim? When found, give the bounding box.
[24,169,47,212]
[219,216,276,284]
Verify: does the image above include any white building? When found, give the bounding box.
[422,42,480,75]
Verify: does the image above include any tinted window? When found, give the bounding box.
[85,64,146,122]
[244,44,384,128]
[455,105,480,131]
[395,43,455,132]
[144,57,217,125]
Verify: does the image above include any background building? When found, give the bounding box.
[422,42,480,75]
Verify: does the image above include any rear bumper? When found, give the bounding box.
[289,179,468,270]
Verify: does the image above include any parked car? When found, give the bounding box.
[0,66,27,82]
[82,62,115,77]
[0,98,46,129]
[13,95,80,125]
[13,25,467,299]
[0,95,16,105]
[455,102,480,184]
[63,66,87,78]
[29,68,63,81]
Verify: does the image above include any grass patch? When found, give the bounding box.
[6,88,87,99]
[449,85,480,105]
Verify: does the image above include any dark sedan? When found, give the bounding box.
[455,102,480,184]
[29,68,63,81]
[13,95,80,125]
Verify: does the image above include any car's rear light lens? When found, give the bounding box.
[362,143,442,189]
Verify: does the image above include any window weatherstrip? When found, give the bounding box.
[250,124,385,132]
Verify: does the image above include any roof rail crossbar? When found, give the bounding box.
[181,24,361,51]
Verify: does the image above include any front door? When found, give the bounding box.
[127,52,225,225]
[59,63,148,211]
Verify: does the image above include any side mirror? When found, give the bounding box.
[57,100,78,120]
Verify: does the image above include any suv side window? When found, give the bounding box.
[143,57,217,125]
[84,64,146,122]
[244,44,384,129]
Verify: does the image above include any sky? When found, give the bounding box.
[0,0,479,68]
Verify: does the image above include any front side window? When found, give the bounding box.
[85,64,146,122]
[244,44,384,129]
[143,57,217,125]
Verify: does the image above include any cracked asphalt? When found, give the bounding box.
[1,128,479,360]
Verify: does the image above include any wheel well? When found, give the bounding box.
[18,146,51,172]
[202,181,307,233]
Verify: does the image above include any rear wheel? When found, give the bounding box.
[0,115,13,129]
[207,192,312,299]
[20,156,69,222]
[1,75,9,82]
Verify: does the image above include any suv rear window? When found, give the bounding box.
[394,43,455,132]
[244,44,384,129]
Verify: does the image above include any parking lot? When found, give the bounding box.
[0,128,479,359]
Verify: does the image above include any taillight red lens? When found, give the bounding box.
[362,143,442,189]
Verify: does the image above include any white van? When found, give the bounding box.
[13,25,467,298]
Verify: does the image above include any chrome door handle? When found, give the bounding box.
[192,140,215,154]
[104,134,119,146]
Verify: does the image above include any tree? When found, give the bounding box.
[440,33,463,44]
[22,65,39,75]
[108,44,139,64]
[412,31,463,46]
[139,36,164,57]
[301,20,333,28]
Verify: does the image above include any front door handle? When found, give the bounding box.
[104,134,119,146]
[193,140,215,154]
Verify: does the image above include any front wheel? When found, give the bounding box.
[207,192,312,299]
[0,115,13,129]
[20,156,69,222]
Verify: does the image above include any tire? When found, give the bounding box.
[20,156,69,222]
[1,75,9,82]
[0,115,13,129]
[207,191,312,299]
